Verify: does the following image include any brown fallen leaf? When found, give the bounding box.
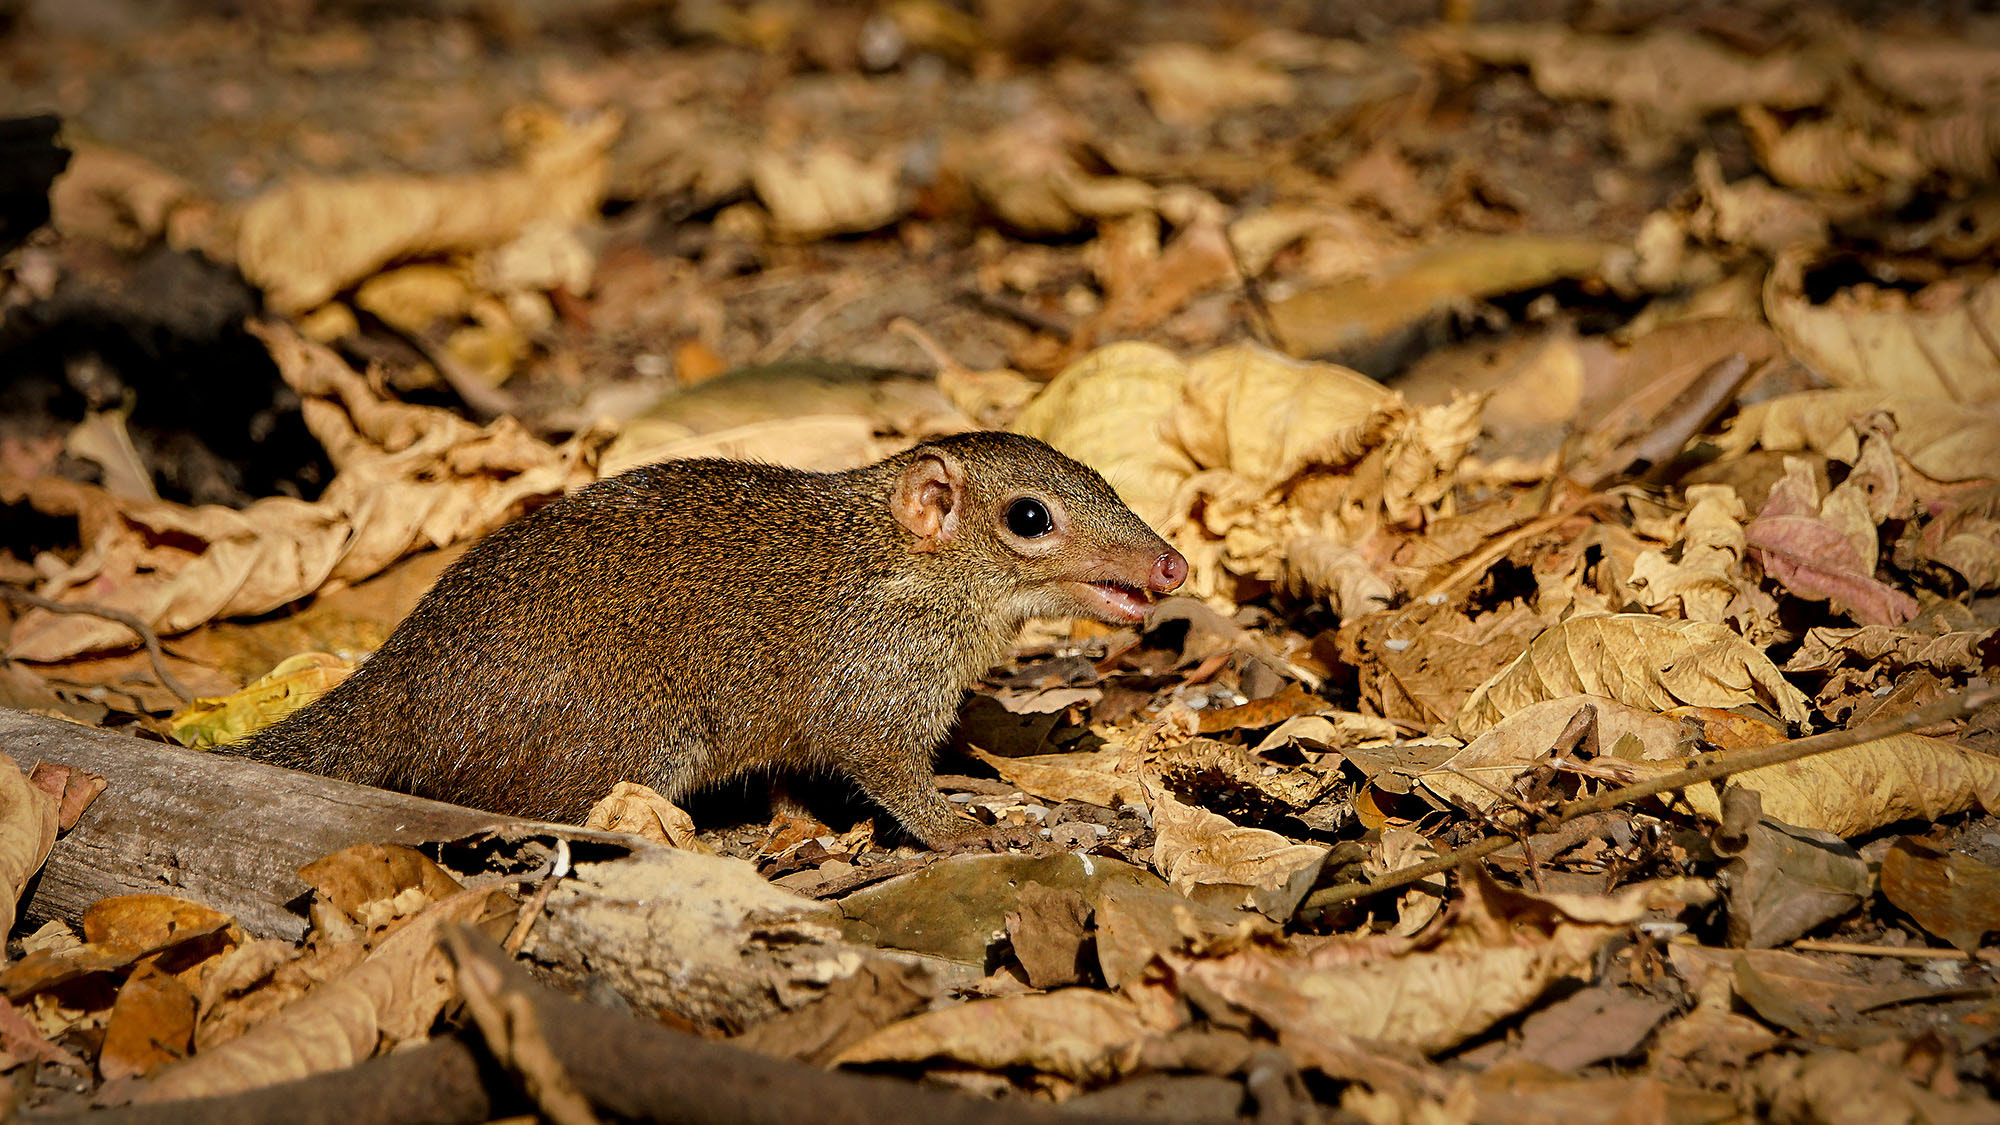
[1678,731,2000,838]
[1004,885,1091,990]
[1881,838,2000,955]
[0,751,61,939]
[1714,390,2000,484]
[831,988,1164,1083]
[2,326,610,662]
[1744,435,1918,626]
[1129,42,1295,129]
[1447,614,1811,741]
[1178,874,1710,1055]
[1765,249,2000,404]
[1418,695,1685,814]
[100,963,197,1081]
[581,781,712,852]
[298,844,468,941]
[1267,235,1618,362]
[1145,781,1326,919]
[238,108,619,314]
[751,144,905,240]
[137,886,493,1103]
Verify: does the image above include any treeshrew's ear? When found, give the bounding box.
[891,451,964,551]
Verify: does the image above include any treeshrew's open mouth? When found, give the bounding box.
[1072,580,1155,625]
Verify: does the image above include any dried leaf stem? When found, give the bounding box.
[1296,687,1997,916]
[0,585,195,703]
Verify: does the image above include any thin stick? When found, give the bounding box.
[1296,687,1997,916]
[0,585,195,704]
[1791,939,1996,963]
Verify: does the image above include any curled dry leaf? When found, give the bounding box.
[1745,101,2000,196]
[581,781,712,852]
[1785,621,1998,675]
[961,110,1157,236]
[1145,781,1326,919]
[1448,614,1810,741]
[1419,24,1830,124]
[1714,389,2000,483]
[1176,875,1709,1055]
[1129,42,1296,129]
[1765,250,2000,404]
[1627,484,1751,625]
[1678,732,2000,838]
[968,746,1145,811]
[1016,340,1478,603]
[1745,435,1918,626]
[297,844,467,939]
[751,144,905,240]
[1908,483,2000,591]
[168,652,352,749]
[136,887,492,1103]
[239,108,619,313]
[1417,695,1685,814]
[832,988,1162,1083]
[0,751,61,940]
[49,142,214,255]
[2,326,609,661]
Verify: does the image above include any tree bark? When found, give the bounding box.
[2,709,511,941]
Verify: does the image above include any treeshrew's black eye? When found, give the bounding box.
[1005,497,1053,538]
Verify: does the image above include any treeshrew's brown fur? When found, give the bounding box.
[235,432,1184,846]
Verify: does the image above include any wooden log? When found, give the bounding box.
[1,708,511,941]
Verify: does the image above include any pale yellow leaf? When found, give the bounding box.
[1448,614,1810,740]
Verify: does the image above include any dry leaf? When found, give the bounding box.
[1269,236,1618,362]
[1744,440,1918,626]
[100,964,196,1081]
[1880,837,2000,954]
[0,753,60,940]
[968,747,1145,811]
[1423,24,1829,123]
[297,844,467,939]
[2,326,609,661]
[1177,875,1710,1055]
[1145,782,1326,919]
[169,652,352,749]
[751,144,904,239]
[1448,614,1811,741]
[238,109,619,313]
[1418,696,1685,814]
[582,781,712,852]
[1679,732,2000,837]
[137,887,490,1102]
[1766,249,2000,404]
[832,989,1160,1082]
[1627,485,1750,624]
[1715,389,2000,483]
[1130,42,1296,129]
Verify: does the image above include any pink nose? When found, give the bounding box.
[1150,549,1187,593]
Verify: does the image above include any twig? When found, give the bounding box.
[955,286,1073,338]
[502,837,569,955]
[1791,939,1997,963]
[0,585,194,704]
[1296,687,1997,916]
[754,274,870,363]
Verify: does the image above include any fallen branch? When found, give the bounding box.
[1297,687,1997,915]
